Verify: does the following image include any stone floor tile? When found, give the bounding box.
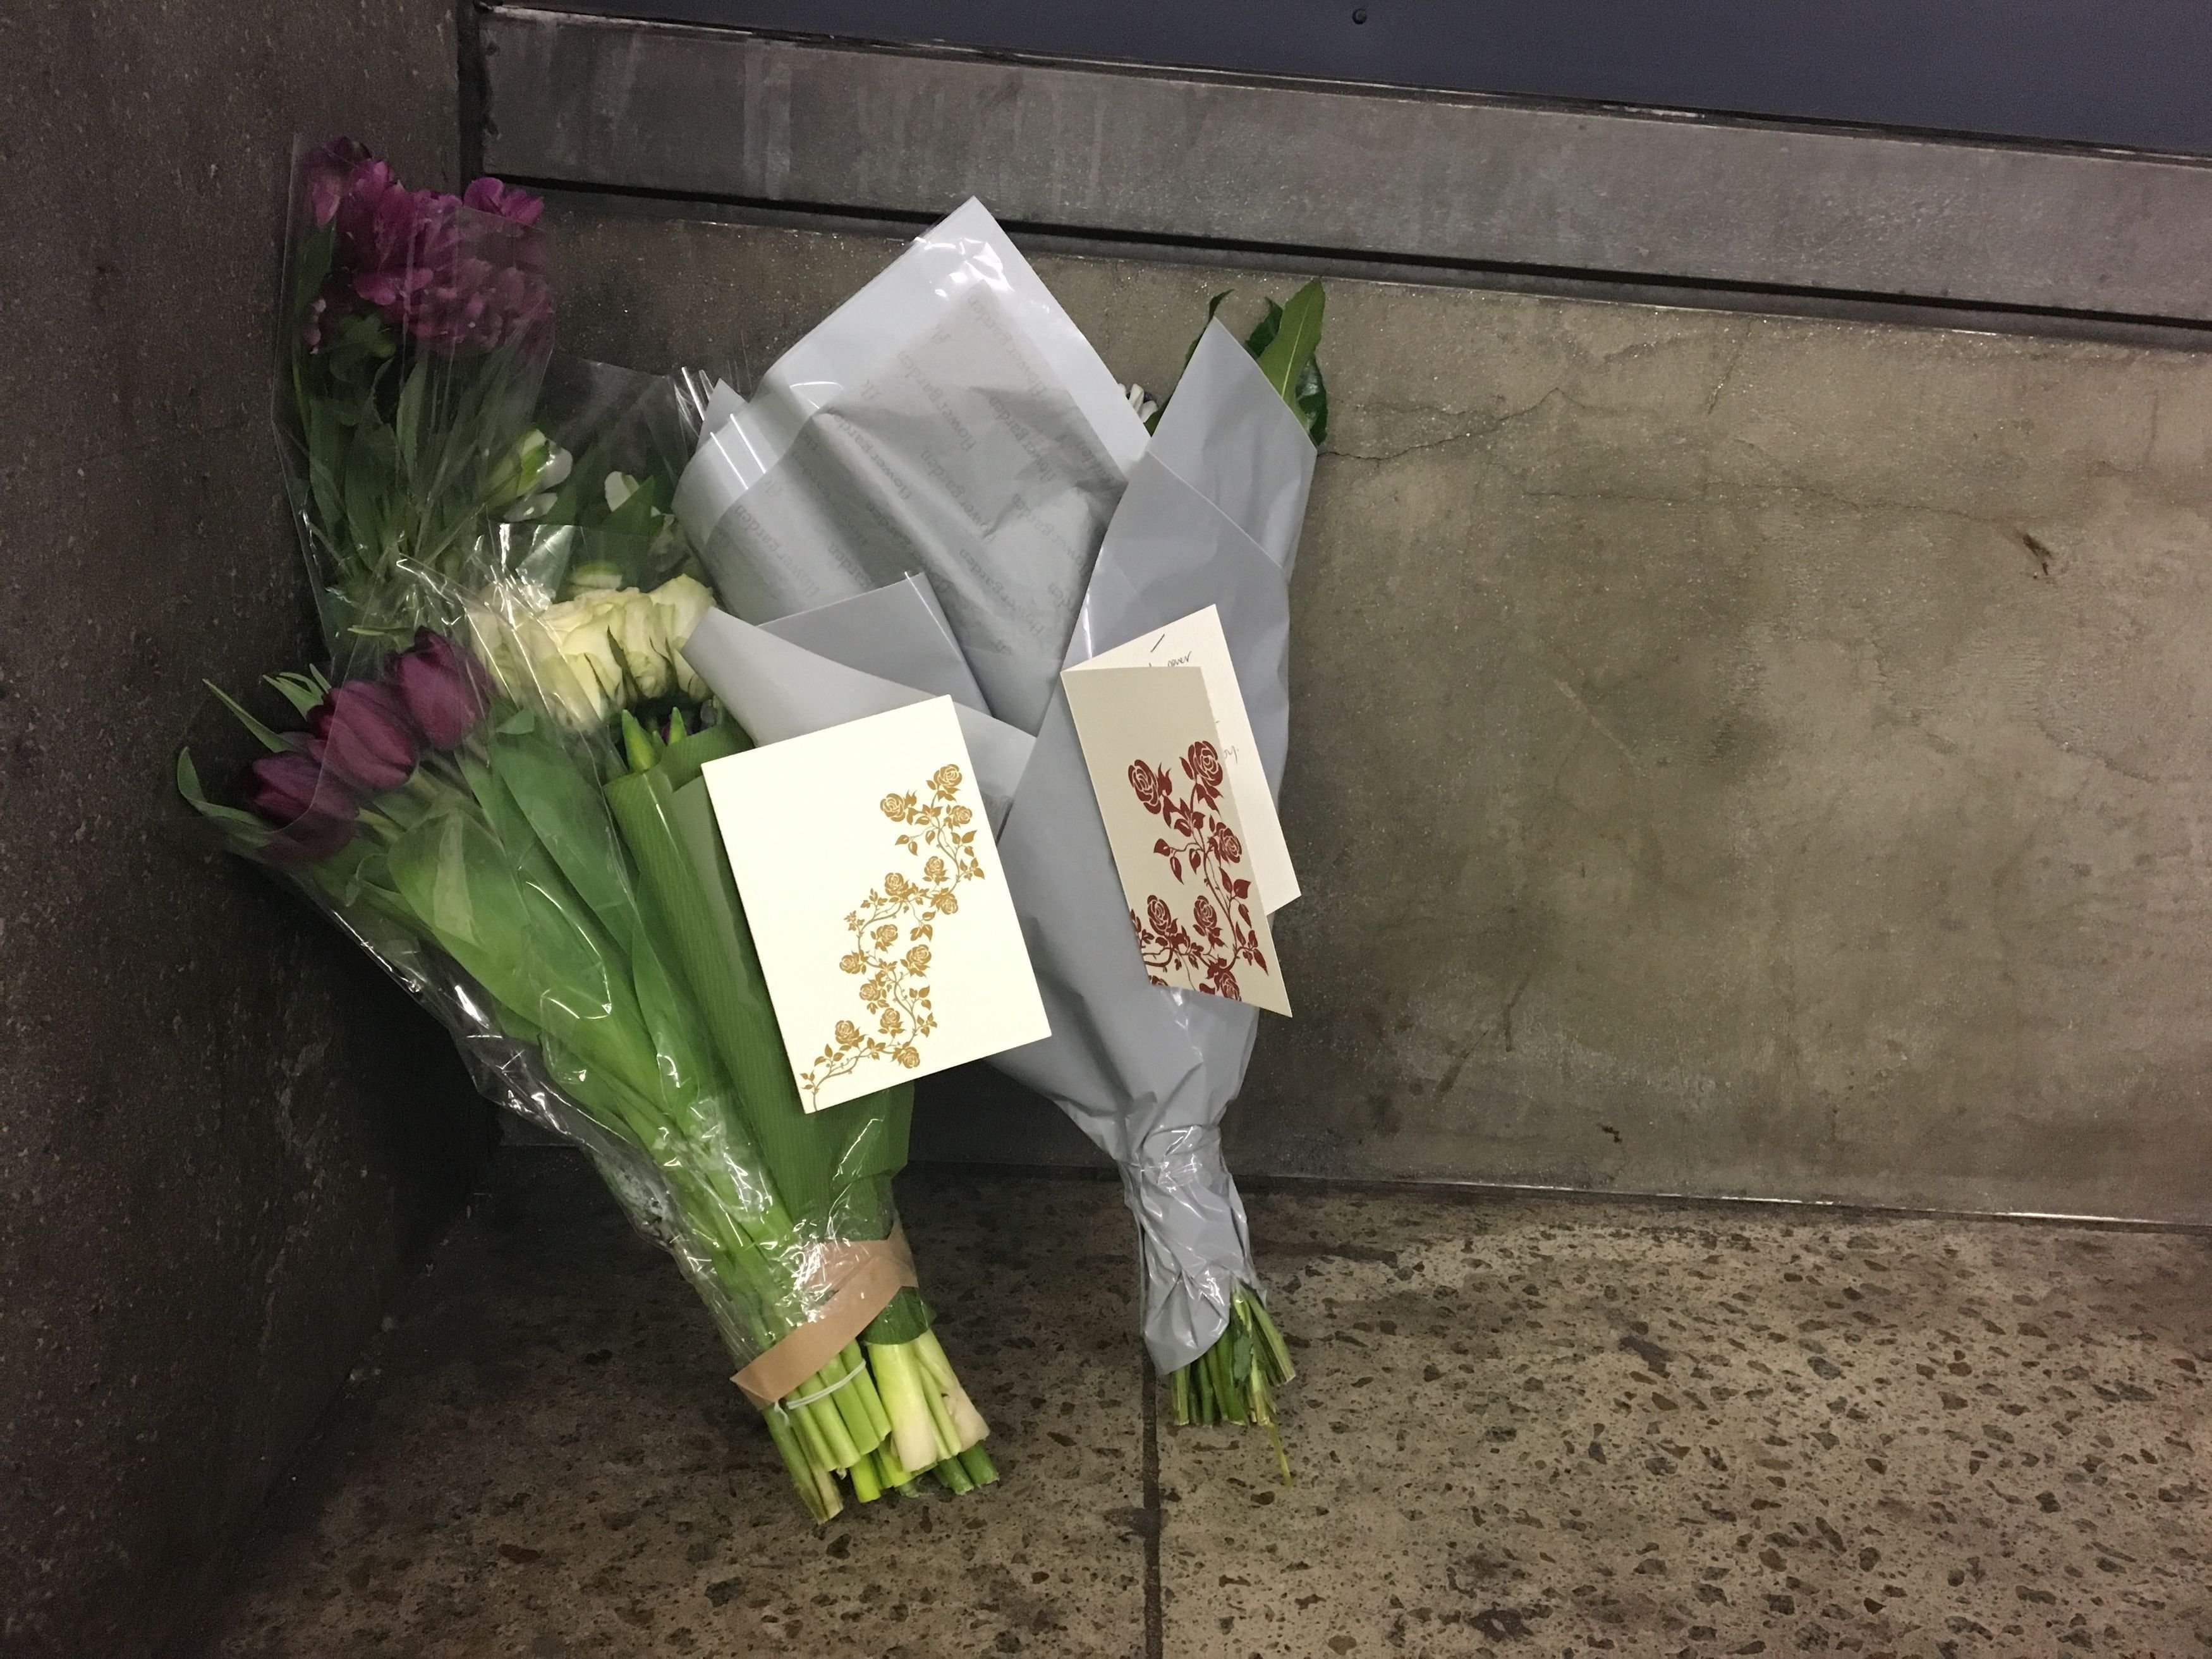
[1158,1188,2212,1658]
[195,1159,2212,1658]
[197,1155,1148,1659]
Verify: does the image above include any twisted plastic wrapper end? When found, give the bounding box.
[1115,1124,1256,1368]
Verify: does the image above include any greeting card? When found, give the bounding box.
[1068,605,1298,912]
[1059,663,1292,1016]
[702,696,1051,1110]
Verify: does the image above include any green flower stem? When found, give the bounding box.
[865,1338,940,1475]
[761,1406,836,1522]
[848,1450,882,1504]
[933,1454,974,1496]
[813,1352,885,1462]
[789,1395,839,1476]
[956,1445,999,1488]
[872,1443,918,1494]
[918,1367,961,1461]
[914,1330,988,1448]
[1169,1287,1295,1483]
[843,1342,894,1443]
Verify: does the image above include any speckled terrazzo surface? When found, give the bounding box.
[195,1152,2211,1658]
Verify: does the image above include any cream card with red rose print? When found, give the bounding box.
[702,696,1051,1111]
[1059,664,1292,1016]
[1068,605,1298,912]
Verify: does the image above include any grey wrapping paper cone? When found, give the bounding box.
[672,199,1146,734]
[988,322,1316,1371]
[682,605,1035,830]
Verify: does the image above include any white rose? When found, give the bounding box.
[652,574,715,698]
[523,592,628,727]
[610,589,673,700]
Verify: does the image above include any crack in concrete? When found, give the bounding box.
[1327,385,1571,464]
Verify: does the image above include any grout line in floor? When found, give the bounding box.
[1141,1356,1164,1659]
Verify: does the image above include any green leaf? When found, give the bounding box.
[1252,280,1325,409]
[176,748,271,836]
[331,310,394,363]
[394,357,428,480]
[1153,288,1327,443]
[203,680,291,753]
[263,671,327,718]
[304,398,349,537]
[490,724,640,954]
[291,228,334,327]
[386,804,663,1126]
[659,717,749,792]
[1243,298,1285,358]
[1294,354,1328,447]
[599,473,667,539]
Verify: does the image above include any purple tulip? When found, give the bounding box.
[386,629,492,750]
[241,750,359,865]
[300,136,373,229]
[307,681,422,794]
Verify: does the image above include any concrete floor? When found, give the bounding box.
[196,1152,2212,1658]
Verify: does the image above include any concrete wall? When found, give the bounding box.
[547,204,2212,1224]
[0,9,492,1656]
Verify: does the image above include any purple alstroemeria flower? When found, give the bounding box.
[313,158,554,356]
[387,629,493,750]
[331,161,453,315]
[461,176,544,229]
[241,750,360,864]
[307,680,422,794]
[394,191,554,355]
[300,135,373,229]
[397,255,550,355]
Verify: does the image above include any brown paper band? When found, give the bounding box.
[731,1226,920,1409]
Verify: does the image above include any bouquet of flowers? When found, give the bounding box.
[667,200,1326,1466]
[179,140,995,1521]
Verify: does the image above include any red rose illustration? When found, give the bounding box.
[1129,758,1170,814]
[1124,730,1280,1006]
[1184,741,1224,789]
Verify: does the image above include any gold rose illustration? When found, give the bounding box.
[799,763,985,1104]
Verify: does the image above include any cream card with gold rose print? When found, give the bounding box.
[1059,662,1292,1016]
[702,696,1051,1110]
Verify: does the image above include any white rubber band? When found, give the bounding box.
[778,1362,868,1412]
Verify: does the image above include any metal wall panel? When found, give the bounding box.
[483,6,2212,326]
[545,0,2212,157]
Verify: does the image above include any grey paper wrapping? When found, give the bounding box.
[683,597,1036,832]
[987,322,1315,1371]
[672,199,1148,733]
[761,573,990,714]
